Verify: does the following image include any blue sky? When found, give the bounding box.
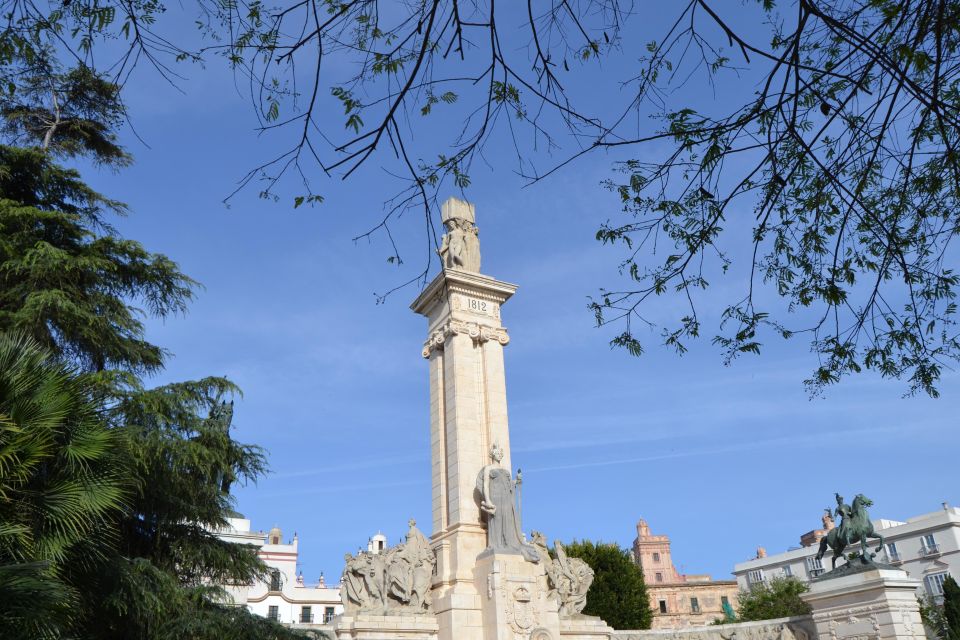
[71,3,960,584]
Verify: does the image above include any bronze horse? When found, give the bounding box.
[817,494,884,569]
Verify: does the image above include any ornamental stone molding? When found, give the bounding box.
[421,320,510,358]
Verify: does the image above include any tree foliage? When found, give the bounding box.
[736,577,812,622]
[0,332,125,639]
[0,66,302,638]
[3,1,960,393]
[920,594,950,640]
[0,145,195,376]
[945,575,960,640]
[562,540,652,630]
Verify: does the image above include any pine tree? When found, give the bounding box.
[0,65,305,639]
[944,575,960,640]
[561,540,652,630]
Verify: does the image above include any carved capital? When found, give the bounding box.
[422,320,510,358]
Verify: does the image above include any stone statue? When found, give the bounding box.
[341,552,372,610]
[340,520,436,615]
[208,399,234,431]
[816,493,885,570]
[477,444,538,562]
[386,519,435,610]
[530,532,594,617]
[208,399,237,494]
[552,540,594,616]
[438,197,480,272]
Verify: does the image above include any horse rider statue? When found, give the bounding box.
[816,493,885,571]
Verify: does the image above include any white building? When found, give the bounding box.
[214,515,343,627]
[733,503,960,603]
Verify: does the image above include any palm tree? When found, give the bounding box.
[0,332,125,638]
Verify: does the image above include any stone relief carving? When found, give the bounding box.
[422,320,510,358]
[340,519,436,615]
[438,197,481,272]
[476,444,539,562]
[531,532,594,617]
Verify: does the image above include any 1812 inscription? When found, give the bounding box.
[460,295,498,317]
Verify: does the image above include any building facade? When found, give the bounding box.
[214,516,343,628]
[633,519,740,629]
[733,503,960,603]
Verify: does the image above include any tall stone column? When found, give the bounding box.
[411,199,519,640]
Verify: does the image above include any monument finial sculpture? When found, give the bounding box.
[477,443,539,562]
[438,197,480,272]
[816,492,885,573]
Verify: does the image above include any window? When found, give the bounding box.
[659,600,668,614]
[886,543,901,562]
[324,607,336,623]
[721,596,730,607]
[269,570,282,592]
[378,540,384,551]
[655,572,663,582]
[691,597,701,614]
[805,556,825,578]
[653,552,661,562]
[748,569,765,584]
[782,565,793,577]
[300,606,312,623]
[922,534,940,555]
[267,605,279,621]
[926,573,950,596]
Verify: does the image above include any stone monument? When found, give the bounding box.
[336,197,609,640]
[801,494,924,640]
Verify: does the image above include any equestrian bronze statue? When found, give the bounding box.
[816,493,884,570]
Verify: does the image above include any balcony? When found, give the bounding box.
[299,614,314,623]
[809,568,825,578]
[267,612,279,621]
[323,612,336,623]
[920,543,941,557]
[887,551,902,563]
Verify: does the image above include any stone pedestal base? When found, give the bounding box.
[801,568,924,640]
[559,615,614,640]
[476,551,562,640]
[334,613,439,640]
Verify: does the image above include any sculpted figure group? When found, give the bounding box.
[340,519,436,615]
[531,532,595,617]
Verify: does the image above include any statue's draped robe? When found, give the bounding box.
[480,465,538,561]
[342,560,369,608]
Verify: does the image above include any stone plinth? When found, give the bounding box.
[559,615,614,640]
[475,552,562,640]
[334,613,439,640]
[801,568,924,640]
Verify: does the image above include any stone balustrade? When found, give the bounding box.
[612,615,816,640]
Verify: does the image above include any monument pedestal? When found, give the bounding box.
[801,568,925,640]
[558,615,614,640]
[334,613,439,640]
[475,552,561,640]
